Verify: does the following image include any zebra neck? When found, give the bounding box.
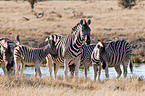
[73,31,84,48]
[41,45,50,58]
[93,47,100,60]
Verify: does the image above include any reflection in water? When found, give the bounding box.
[0,64,144,80]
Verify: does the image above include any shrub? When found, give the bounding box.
[134,57,142,63]
[118,0,136,9]
[23,0,37,10]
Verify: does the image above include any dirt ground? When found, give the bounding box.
[0,1,144,61]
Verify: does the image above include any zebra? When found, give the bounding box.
[44,19,91,80]
[37,33,64,78]
[43,36,95,79]
[91,39,133,81]
[13,39,58,77]
[0,35,20,74]
[68,44,96,79]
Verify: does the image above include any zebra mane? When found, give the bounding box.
[51,33,64,37]
[71,23,81,34]
[37,41,48,48]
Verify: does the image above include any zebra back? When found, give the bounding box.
[92,39,132,67]
[104,40,132,66]
[81,44,96,63]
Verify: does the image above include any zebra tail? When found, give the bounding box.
[129,58,133,74]
[102,61,106,69]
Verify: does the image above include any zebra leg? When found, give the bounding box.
[46,56,52,78]
[98,64,102,81]
[54,63,60,80]
[1,62,6,74]
[20,61,25,77]
[74,59,81,80]
[129,58,133,74]
[122,60,129,78]
[69,64,75,78]
[64,58,69,80]
[93,64,98,81]
[115,65,122,79]
[84,63,88,80]
[35,62,41,78]
[105,67,109,79]
[14,59,21,77]
[38,67,42,78]
[4,61,8,74]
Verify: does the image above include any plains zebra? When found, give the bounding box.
[69,42,108,79]
[44,37,95,79]
[69,44,95,78]
[38,33,64,78]
[13,39,58,77]
[91,39,133,81]
[45,19,91,80]
[0,35,20,74]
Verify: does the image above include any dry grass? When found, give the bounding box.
[0,1,145,39]
[0,75,145,96]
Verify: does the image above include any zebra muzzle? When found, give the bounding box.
[85,35,91,45]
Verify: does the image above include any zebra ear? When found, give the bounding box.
[87,19,91,25]
[45,37,49,41]
[97,39,103,43]
[16,34,21,46]
[97,39,104,45]
[80,19,84,25]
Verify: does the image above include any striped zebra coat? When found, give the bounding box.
[45,19,91,79]
[69,44,96,78]
[13,39,58,77]
[42,40,95,79]
[0,35,20,74]
[91,39,133,81]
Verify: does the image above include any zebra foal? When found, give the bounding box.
[69,44,95,78]
[14,39,58,77]
[91,39,133,81]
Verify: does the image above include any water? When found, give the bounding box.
[0,64,145,80]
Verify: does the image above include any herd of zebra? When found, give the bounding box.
[0,19,133,81]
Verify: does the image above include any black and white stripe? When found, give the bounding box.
[76,44,95,78]
[14,39,58,77]
[45,19,91,79]
[91,39,133,81]
[0,35,20,74]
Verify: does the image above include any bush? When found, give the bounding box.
[118,0,136,9]
[134,57,142,63]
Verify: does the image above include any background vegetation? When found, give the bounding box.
[0,0,144,62]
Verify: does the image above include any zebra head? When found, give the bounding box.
[72,19,91,45]
[80,19,91,45]
[47,39,58,58]
[0,38,14,74]
[91,39,104,65]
